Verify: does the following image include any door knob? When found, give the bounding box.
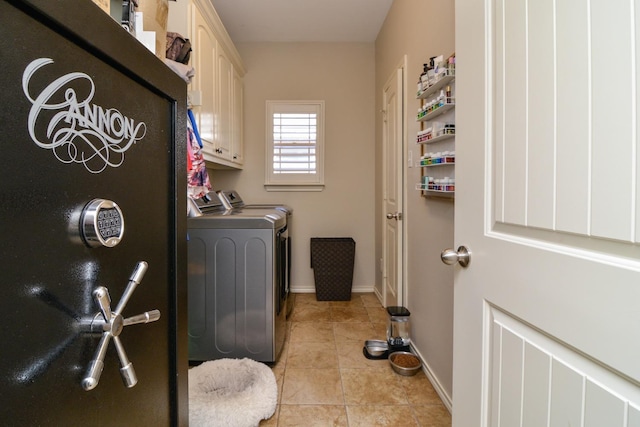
[440,246,471,267]
[386,212,402,220]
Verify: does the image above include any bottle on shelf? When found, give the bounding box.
[448,54,455,75]
[427,56,436,86]
[420,63,430,94]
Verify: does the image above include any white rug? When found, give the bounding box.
[188,358,278,427]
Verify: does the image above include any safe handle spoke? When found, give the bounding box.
[80,261,159,391]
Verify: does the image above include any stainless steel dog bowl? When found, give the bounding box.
[389,351,421,376]
[364,340,388,357]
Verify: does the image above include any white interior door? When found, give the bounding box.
[382,63,404,307]
[454,0,640,425]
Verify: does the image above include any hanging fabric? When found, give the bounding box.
[187,109,203,148]
[187,110,211,199]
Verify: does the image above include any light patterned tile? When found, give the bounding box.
[291,305,332,322]
[278,404,348,426]
[372,322,388,340]
[281,368,344,405]
[333,322,376,342]
[258,293,451,427]
[397,371,445,406]
[361,293,383,307]
[346,405,418,427]
[366,306,389,323]
[290,321,335,343]
[329,294,364,308]
[331,306,370,322]
[294,293,328,307]
[412,404,452,426]
[272,335,290,369]
[341,367,408,405]
[288,341,338,369]
[337,339,389,369]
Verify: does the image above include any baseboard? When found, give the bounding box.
[291,285,375,294]
[373,286,383,303]
[410,344,453,413]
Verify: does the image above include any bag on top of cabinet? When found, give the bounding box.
[166,32,191,64]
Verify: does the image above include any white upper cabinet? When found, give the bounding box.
[216,47,232,160]
[232,67,243,165]
[191,4,216,156]
[168,0,245,169]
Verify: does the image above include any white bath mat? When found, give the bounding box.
[188,358,277,427]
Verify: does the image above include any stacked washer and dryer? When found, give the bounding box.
[187,191,292,363]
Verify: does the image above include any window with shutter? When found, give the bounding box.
[265,100,325,191]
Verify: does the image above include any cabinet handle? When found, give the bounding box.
[80,261,160,391]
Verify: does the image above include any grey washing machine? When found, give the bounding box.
[187,196,288,363]
[216,190,294,318]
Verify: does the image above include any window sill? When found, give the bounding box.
[264,184,324,192]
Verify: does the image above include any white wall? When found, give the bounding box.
[375,0,455,403]
[209,42,377,294]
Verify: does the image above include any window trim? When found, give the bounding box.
[265,100,325,191]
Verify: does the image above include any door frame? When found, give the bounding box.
[380,55,407,307]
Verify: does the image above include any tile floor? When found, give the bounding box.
[260,292,452,426]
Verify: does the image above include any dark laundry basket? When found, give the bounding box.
[310,237,356,301]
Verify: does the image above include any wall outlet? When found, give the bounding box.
[408,150,413,168]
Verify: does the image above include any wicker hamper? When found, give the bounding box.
[310,237,356,301]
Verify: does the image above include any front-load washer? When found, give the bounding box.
[187,197,287,363]
[216,190,294,318]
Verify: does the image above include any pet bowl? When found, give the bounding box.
[389,351,421,376]
[364,340,388,357]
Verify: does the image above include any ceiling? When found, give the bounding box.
[208,0,394,43]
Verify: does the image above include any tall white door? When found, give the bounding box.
[382,64,404,307]
[454,0,640,426]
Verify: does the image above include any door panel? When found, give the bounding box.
[454,0,640,425]
[383,66,404,307]
[489,308,640,427]
[0,1,187,424]
[555,0,590,235]
[495,0,637,241]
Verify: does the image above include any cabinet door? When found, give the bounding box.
[191,3,216,157]
[216,46,233,160]
[232,68,244,165]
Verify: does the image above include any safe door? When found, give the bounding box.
[0,0,188,425]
